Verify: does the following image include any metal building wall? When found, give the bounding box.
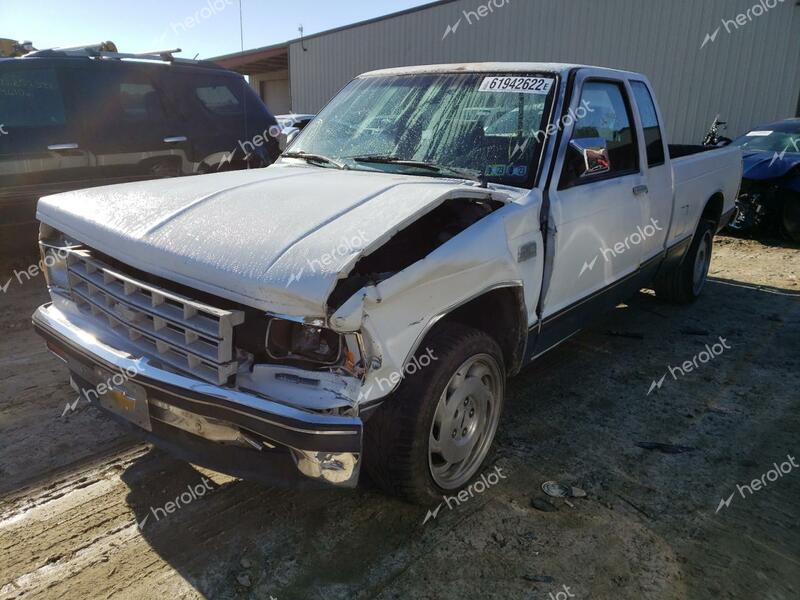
[288,0,800,143]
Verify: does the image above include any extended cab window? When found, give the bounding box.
[630,81,665,167]
[560,80,638,188]
[0,67,65,127]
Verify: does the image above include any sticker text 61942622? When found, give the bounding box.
[479,76,554,94]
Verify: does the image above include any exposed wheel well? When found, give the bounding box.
[435,286,527,376]
[702,192,725,230]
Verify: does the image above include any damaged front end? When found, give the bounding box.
[32,183,525,490]
[728,151,800,240]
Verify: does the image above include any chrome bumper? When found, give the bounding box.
[33,302,363,488]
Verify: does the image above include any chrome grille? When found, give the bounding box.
[66,249,245,385]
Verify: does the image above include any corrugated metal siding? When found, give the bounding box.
[288,0,800,143]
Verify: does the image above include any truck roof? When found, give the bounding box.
[360,62,643,79]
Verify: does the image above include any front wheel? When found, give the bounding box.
[364,322,506,504]
[654,219,715,304]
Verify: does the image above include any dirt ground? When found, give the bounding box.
[0,235,798,600]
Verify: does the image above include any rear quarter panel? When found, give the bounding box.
[670,146,742,244]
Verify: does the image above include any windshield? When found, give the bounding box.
[289,72,556,187]
[731,128,800,154]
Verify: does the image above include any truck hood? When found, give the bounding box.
[37,164,513,316]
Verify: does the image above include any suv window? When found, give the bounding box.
[560,80,638,188]
[195,83,241,116]
[76,67,167,131]
[119,82,165,122]
[0,67,65,127]
[630,81,665,167]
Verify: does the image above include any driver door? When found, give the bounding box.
[537,75,645,348]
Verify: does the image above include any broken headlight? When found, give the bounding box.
[266,319,343,365]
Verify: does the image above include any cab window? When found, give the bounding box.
[560,80,639,188]
[630,81,665,167]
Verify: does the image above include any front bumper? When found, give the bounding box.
[33,302,363,488]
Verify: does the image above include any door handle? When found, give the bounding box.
[633,185,649,196]
[163,136,188,144]
[48,143,79,151]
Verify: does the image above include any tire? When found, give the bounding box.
[781,196,800,243]
[654,219,715,304]
[363,322,506,504]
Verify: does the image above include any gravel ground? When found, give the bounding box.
[0,235,798,600]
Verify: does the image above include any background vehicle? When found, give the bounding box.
[276,113,315,131]
[0,44,280,257]
[727,119,800,241]
[32,63,741,503]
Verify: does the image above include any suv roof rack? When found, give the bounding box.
[23,42,224,68]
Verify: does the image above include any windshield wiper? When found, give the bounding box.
[282,151,347,170]
[350,155,487,187]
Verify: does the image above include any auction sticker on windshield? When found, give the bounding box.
[479,76,554,94]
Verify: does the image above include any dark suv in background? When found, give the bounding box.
[0,46,280,257]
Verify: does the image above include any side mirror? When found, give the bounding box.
[284,128,300,149]
[569,137,611,177]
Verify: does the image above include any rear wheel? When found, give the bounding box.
[654,219,715,304]
[782,195,800,243]
[364,322,505,504]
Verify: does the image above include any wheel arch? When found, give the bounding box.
[416,284,528,378]
[702,191,725,231]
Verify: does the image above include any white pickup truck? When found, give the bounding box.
[33,63,741,502]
